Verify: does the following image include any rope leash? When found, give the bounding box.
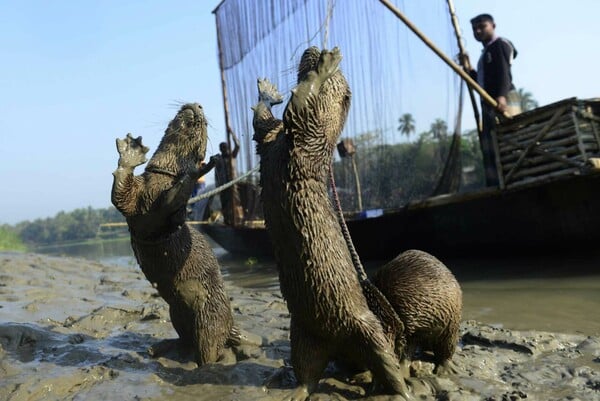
[187,164,260,205]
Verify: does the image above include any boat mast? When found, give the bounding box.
[446,0,482,136]
[213,5,241,227]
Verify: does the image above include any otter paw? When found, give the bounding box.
[257,78,284,106]
[434,359,460,376]
[147,338,181,358]
[316,47,342,80]
[116,133,149,168]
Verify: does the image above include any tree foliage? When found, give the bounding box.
[397,113,416,138]
[0,226,27,251]
[11,206,125,246]
[517,87,539,112]
[334,119,485,211]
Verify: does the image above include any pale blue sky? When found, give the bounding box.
[1,0,599,225]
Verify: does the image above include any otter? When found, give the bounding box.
[111,103,239,365]
[371,249,463,375]
[253,47,412,400]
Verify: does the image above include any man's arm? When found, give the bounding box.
[199,157,216,176]
[229,128,240,158]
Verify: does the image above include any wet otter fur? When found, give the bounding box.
[253,47,412,400]
[371,249,463,374]
[111,103,239,365]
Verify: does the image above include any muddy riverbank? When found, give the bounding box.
[1,252,599,400]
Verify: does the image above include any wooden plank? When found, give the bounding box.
[505,168,579,188]
[496,98,578,132]
[498,125,579,153]
[498,116,598,147]
[503,106,570,184]
[501,147,583,171]
[501,143,581,165]
[573,112,590,163]
[511,162,580,180]
[589,117,600,149]
[498,114,574,141]
[499,135,579,156]
[491,125,505,189]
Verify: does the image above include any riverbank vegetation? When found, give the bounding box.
[3,207,125,249]
[333,124,485,211]
[0,227,28,251]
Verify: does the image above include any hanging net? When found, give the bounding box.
[213,0,465,212]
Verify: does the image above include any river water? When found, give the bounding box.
[36,236,600,337]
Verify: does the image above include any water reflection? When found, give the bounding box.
[35,238,600,336]
[35,238,135,262]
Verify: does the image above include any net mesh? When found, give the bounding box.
[214,0,465,211]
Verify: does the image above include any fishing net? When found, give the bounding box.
[214,0,467,212]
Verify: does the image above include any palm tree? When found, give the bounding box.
[517,88,539,112]
[430,118,448,140]
[397,113,415,139]
[430,118,449,165]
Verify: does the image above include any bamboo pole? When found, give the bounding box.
[378,0,509,119]
[350,155,363,211]
[213,11,240,226]
[446,0,482,135]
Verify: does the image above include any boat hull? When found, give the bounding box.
[197,172,600,261]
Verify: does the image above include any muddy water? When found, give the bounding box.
[38,238,600,337]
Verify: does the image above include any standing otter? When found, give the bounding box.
[253,47,412,400]
[111,103,239,365]
[371,249,462,375]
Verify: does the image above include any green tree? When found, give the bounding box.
[0,226,27,251]
[517,87,539,111]
[430,118,448,141]
[429,118,449,165]
[397,113,415,139]
[12,206,125,246]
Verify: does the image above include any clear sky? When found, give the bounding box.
[1,0,599,225]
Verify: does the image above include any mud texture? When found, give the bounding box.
[1,252,599,401]
[254,46,420,400]
[372,249,463,375]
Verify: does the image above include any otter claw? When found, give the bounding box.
[116,132,149,168]
[257,78,284,106]
[317,48,342,79]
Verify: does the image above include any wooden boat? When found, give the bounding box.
[194,1,600,261]
[199,170,600,260]
[197,97,600,260]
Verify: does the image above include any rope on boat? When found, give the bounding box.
[187,164,260,205]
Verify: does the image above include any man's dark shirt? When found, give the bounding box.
[213,154,232,187]
[471,37,518,99]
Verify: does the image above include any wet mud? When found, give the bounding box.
[0,252,598,400]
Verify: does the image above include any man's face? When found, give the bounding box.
[472,20,495,43]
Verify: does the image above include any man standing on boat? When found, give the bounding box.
[204,131,244,225]
[462,13,521,187]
